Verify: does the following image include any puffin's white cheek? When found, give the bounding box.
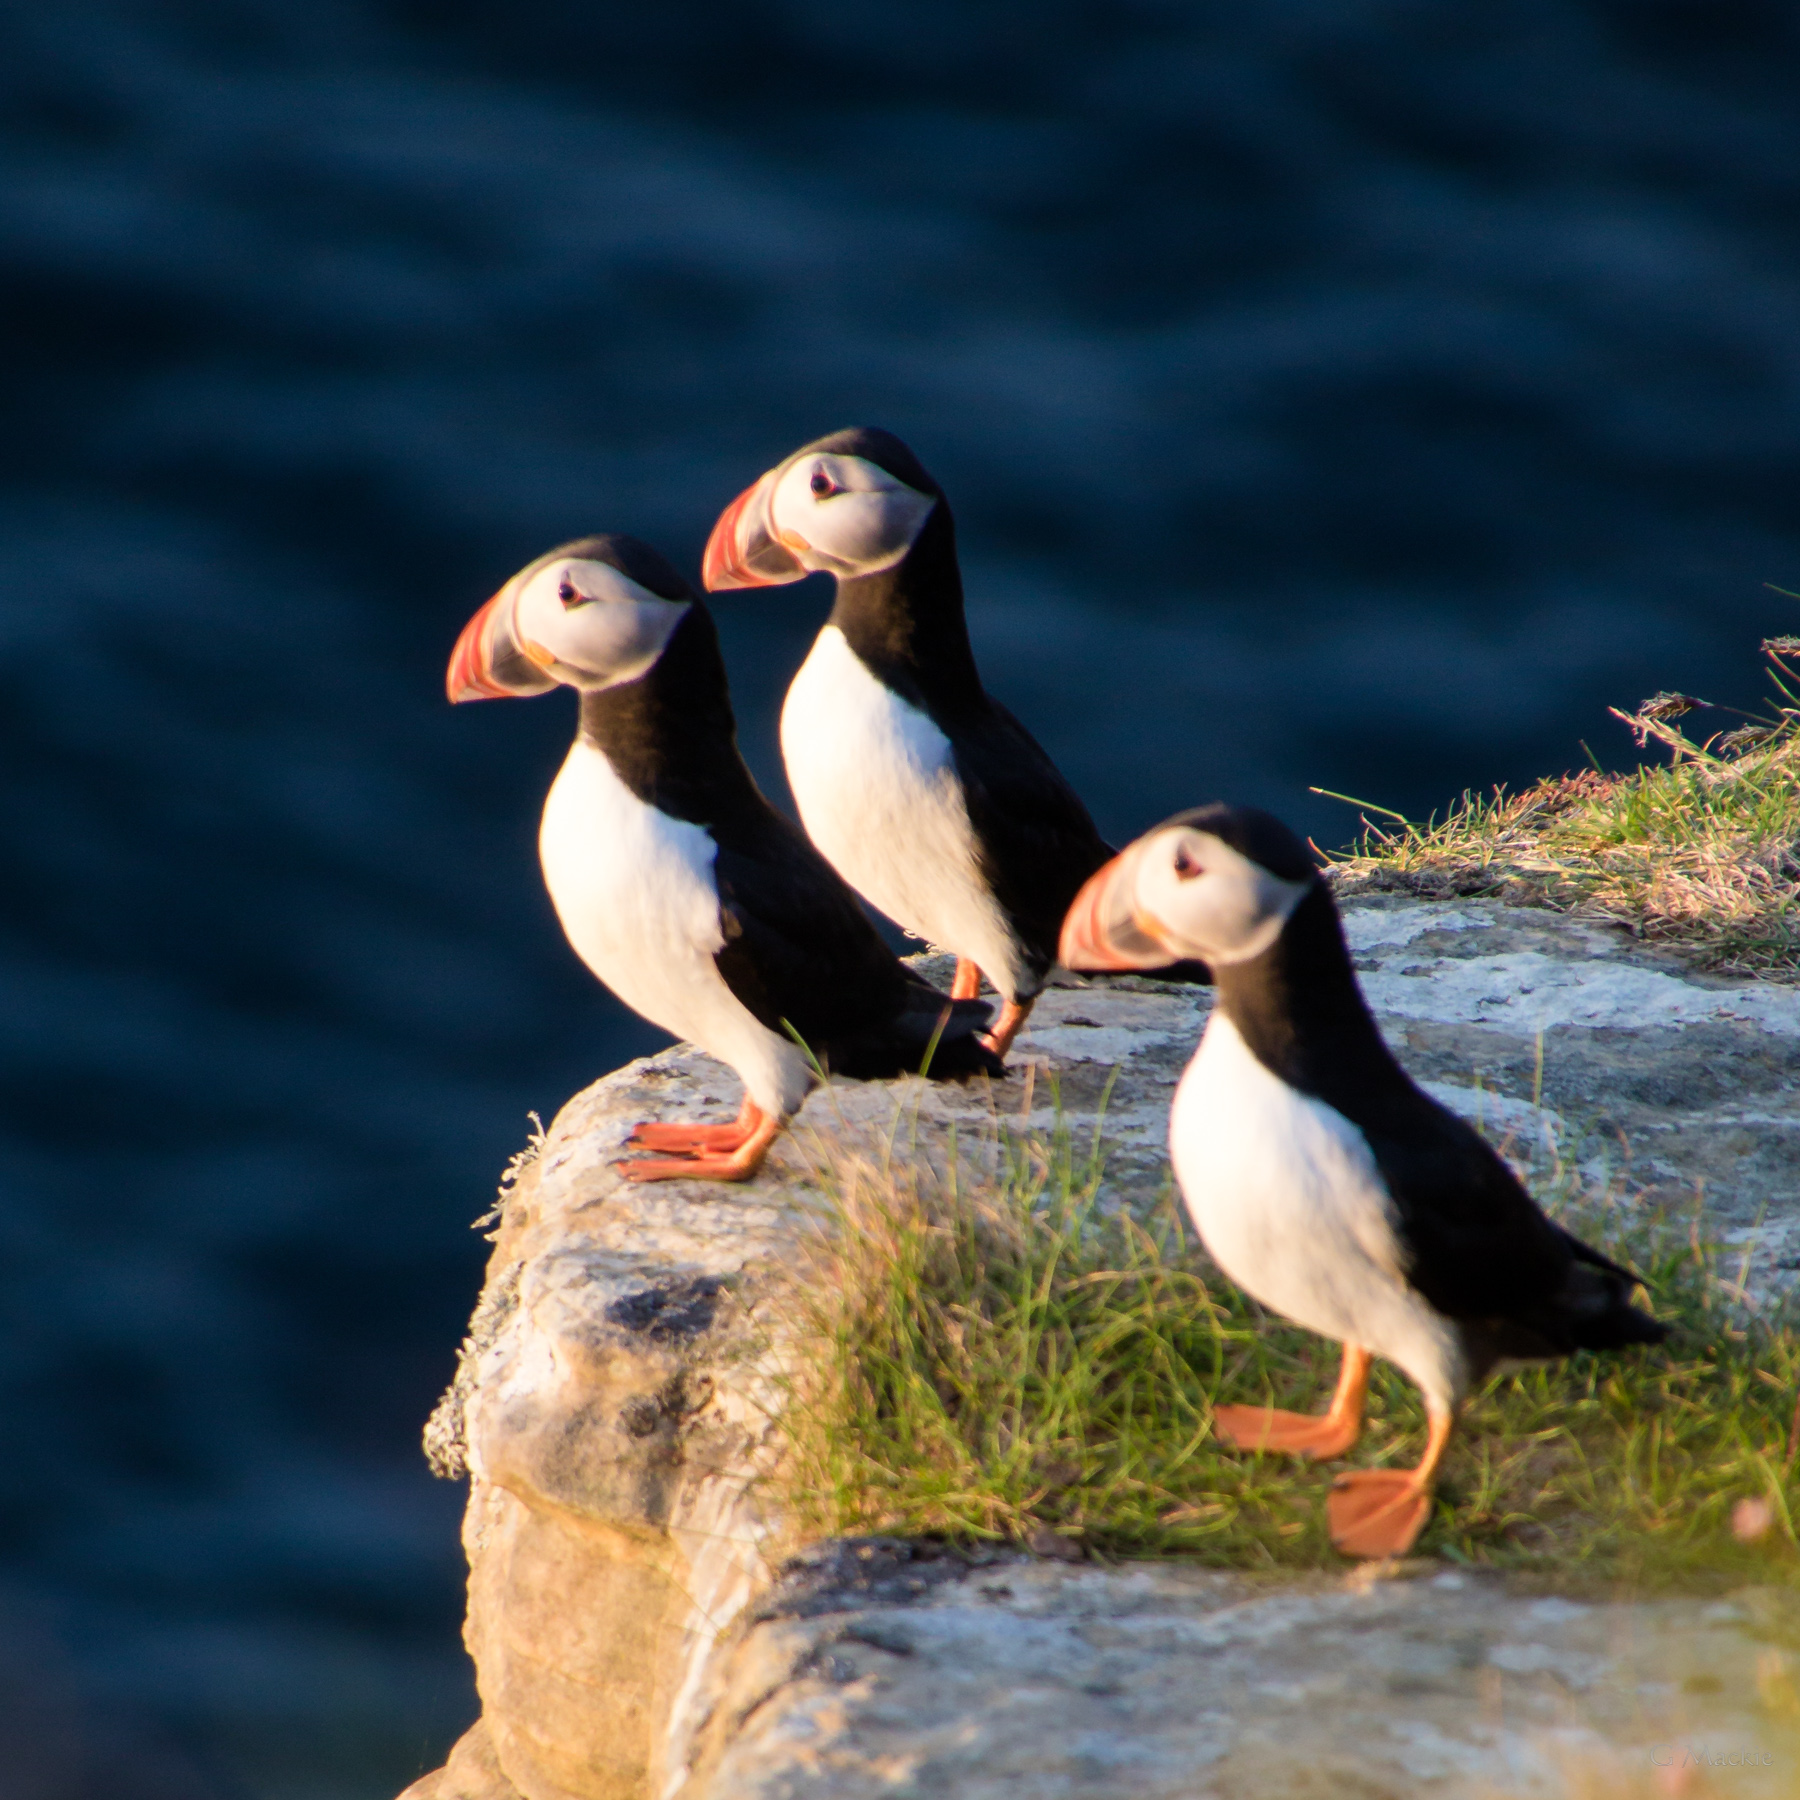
[807,491,936,575]
[1133,863,1258,962]
[1190,871,1311,965]
[559,600,689,687]
[1134,857,1211,947]
[1205,884,1256,945]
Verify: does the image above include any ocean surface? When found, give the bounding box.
[2,2,1798,1794]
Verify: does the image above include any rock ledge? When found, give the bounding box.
[404,902,1800,1800]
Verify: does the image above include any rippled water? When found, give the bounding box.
[3,2,1798,1793]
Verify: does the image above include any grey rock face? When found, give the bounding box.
[404,900,1800,1800]
[694,1555,1794,1799]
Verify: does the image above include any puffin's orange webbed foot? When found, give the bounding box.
[1212,1404,1362,1461]
[1213,1345,1370,1462]
[628,1097,758,1154]
[1324,1402,1453,1559]
[1326,1471,1432,1558]
[619,1105,781,1183]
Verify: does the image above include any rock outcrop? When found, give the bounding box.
[403,899,1800,1800]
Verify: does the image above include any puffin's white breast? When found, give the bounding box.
[780,624,1024,998]
[1170,1013,1465,1410]
[537,739,811,1117]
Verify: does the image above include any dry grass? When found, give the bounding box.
[1321,636,1800,977]
[776,1100,1800,1592]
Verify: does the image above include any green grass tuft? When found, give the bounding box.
[1322,636,1800,977]
[778,1102,1800,1592]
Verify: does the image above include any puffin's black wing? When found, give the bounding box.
[951,698,1211,987]
[710,810,1001,1081]
[1359,1095,1666,1359]
[949,699,1121,980]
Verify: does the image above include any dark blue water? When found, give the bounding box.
[3,2,1798,1793]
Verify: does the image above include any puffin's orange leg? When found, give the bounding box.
[628,1095,758,1154]
[951,958,982,1001]
[980,996,1035,1060]
[621,1105,782,1183]
[1326,1401,1455,1559]
[1213,1344,1370,1462]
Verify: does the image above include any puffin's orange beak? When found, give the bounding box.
[446,588,557,703]
[1058,845,1172,970]
[702,469,806,591]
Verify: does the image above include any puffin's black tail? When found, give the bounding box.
[1484,1236,1667,1362]
[825,986,1005,1082]
[1552,1225,1668,1351]
[1555,1263,1669,1352]
[1460,1226,1666,1383]
[1466,1267,1666,1381]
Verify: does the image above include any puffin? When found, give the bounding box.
[1059,803,1667,1558]
[447,533,1002,1182]
[701,426,1205,1061]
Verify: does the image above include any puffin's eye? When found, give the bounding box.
[1172,846,1202,880]
[557,575,584,608]
[809,468,839,498]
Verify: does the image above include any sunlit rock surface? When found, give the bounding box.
[690,1551,1795,1800]
[404,906,1800,1800]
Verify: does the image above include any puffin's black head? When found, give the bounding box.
[1152,804,1318,885]
[701,426,942,592]
[1060,803,1323,972]
[798,427,942,498]
[447,534,698,702]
